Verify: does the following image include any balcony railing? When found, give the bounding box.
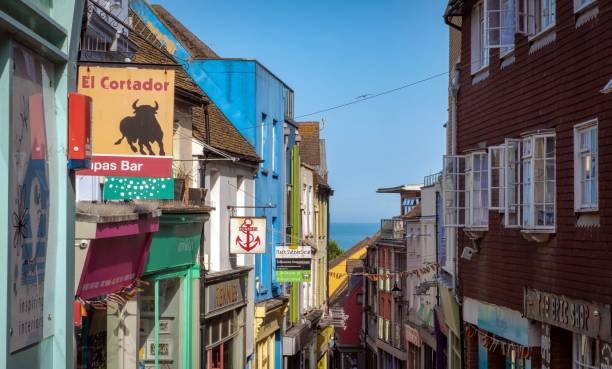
[424,171,442,186]
[380,218,406,241]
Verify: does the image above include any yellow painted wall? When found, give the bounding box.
[328,246,368,298]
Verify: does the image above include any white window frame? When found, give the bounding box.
[574,120,598,212]
[485,0,516,56]
[443,155,467,227]
[573,333,600,369]
[517,0,556,37]
[443,153,488,229]
[504,139,522,228]
[488,145,506,211]
[466,151,489,228]
[521,133,556,230]
[471,1,489,74]
[574,0,596,13]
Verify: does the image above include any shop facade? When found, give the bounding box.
[74,207,161,369]
[202,268,250,369]
[138,210,209,369]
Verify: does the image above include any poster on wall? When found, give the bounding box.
[9,43,52,353]
[77,66,175,178]
[275,246,312,282]
[229,217,266,254]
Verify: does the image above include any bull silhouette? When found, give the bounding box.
[114,100,166,156]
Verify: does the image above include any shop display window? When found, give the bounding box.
[139,277,183,369]
[573,333,600,369]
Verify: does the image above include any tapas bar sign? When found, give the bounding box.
[524,288,612,342]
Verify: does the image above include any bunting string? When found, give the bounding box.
[466,324,532,360]
[328,262,439,280]
[77,279,150,312]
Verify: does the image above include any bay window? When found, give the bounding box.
[488,146,505,210]
[504,139,522,227]
[522,134,555,229]
[574,121,598,211]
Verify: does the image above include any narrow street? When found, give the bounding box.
[1,0,612,369]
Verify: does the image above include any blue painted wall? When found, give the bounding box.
[131,0,294,304]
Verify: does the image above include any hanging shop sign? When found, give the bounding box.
[144,213,207,274]
[204,277,247,316]
[77,66,174,178]
[229,217,266,254]
[275,246,312,282]
[524,288,612,342]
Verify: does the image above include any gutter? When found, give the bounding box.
[443,0,463,31]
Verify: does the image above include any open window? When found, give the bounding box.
[488,146,506,211]
[516,0,556,36]
[504,139,522,228]
[574,121,598,212]
[522,134,555,231]
[485,0,516,55]
[443,152,489,232]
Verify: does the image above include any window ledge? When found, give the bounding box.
[520,229,554,243]
[574,1,597,16]
[463,227,488,241]
[575,207,598,213]
[575,4,598,28]
[528,26,556,54]
[471,67,490,85]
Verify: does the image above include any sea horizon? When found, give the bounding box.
[330,222,379,250]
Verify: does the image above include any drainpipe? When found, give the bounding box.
[200,101,210,369]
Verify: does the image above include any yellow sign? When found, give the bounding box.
[78,66,175,177]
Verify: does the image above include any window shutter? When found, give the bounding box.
[443,155,467,227]
[504,139,522,227]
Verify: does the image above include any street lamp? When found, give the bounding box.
[391,281,402,300]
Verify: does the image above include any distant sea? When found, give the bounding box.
[330,222,379,250]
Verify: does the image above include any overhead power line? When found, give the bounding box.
[295,71,449,119]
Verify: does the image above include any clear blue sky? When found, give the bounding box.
[154,0,450,223]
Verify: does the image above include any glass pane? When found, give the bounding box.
[535,137,545,159]
[534,159,545,182]
[591,180,598,206]
[535,182,544,204]
[591,128,597,153]
[536,205,545,226]
[546,136,555,158]
[545,181,554,204]
[545,159,554,181]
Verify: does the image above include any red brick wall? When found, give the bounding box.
[464,329,479,369]
[457,0,612,312]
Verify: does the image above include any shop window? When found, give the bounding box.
[573,334,600,369]
[505,348,526,369]
[574,121,598,212]
[139,278,183,369]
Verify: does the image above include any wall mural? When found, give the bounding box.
[9,42,51,353]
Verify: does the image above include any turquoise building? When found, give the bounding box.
[0,0,83,368]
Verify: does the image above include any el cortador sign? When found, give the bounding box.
[78,66,175,178]
[524,287,612,342]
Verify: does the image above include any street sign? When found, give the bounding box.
[229,217,266,254]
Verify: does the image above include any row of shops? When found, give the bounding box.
[74,206,251,369]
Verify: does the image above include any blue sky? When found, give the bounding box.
[155,0,450,223]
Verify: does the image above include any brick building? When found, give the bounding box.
[442,0,612,368]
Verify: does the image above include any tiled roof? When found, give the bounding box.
[129,11,258,161]
[150,4,220,59]
[297,122,321,167]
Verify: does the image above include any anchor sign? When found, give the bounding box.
[230,216,266,254]
[235,218,261,252]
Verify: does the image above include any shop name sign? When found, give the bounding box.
[275,246,312,282]
[77,66,174,178]
[229,217,266,254]
[524,288,612,341]
[206,278,245,314]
